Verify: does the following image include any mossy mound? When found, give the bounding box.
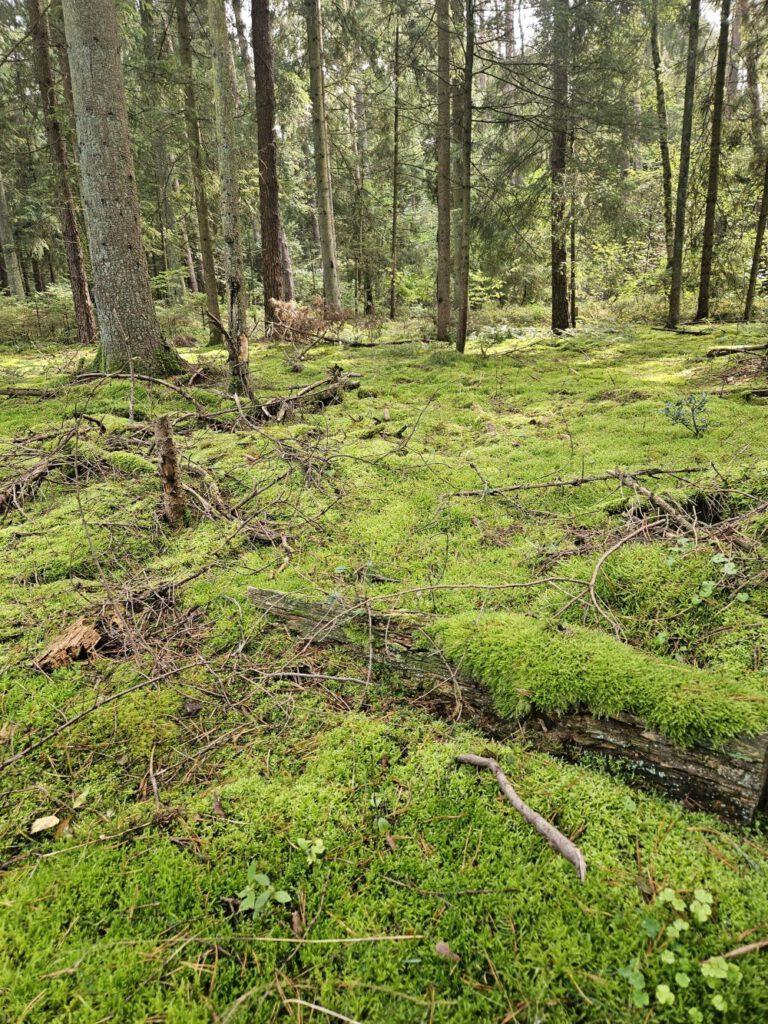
[435,612,768,747]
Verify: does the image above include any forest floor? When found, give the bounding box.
[2,295,768,1022]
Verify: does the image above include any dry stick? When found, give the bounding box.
[455,754,587,882]
[711,937,768,961]
[587,522,652,638]
[451,466,704,498]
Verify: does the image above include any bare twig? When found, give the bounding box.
[455,754,587,882]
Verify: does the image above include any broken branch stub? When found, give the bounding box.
[154,415,186,526]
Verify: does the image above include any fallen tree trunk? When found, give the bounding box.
[247,587,768,823]
[707,344,767,358]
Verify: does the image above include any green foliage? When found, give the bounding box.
[237,863,291,916]
[664,393,713,438]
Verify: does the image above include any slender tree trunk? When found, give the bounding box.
[650,0,674,267]
[504,0,515,59]
[233,0,256,104]
[744,152,768,321]
[0,170,25,298]
[389,21,400,320]
[550,0,570,334]
[455,0,474,353]
[667,0,701,329]
[451,0,465,312]
[727,0,741,105]
[569,130,577,328]
[279,226,295,301]
[252,0,284,323]
[208,0,251,395]
[696,0,731,321]
[140,3,183,306]
[436,0,452,341]
[305,0,341,314]
[60,0,179,374]
[176,0,223,346]
[741,0,764,164]
[27,0,96,343]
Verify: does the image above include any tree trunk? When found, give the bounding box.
[696,0,731,322]
[208,0,251,395]
[550,0,570,334]
[650,0,674,267]
[569,131,577,328]
[176,0,223,347]
[233,0,256,104]
[741,0,764,164]
[451,0,465,313]
[389,21,400,321]
[744,153,768,321]
[727,0,741,105]
[305,0,341,315]
[140,3,183,306]
[0,170,25,298]
[436,0,452,341]
[455,0,474,353]
[27,0,96,343]
[60,0,179,374]
[667,0,701,329]
[252,0,284,323]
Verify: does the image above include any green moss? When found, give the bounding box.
[434,612,768,746]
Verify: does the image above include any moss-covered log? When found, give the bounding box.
[247,587,768,823]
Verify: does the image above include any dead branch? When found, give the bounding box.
[706,344,768,358]
[455,754,587,882]
[451,466,704,499]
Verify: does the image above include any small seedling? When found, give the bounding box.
[237,862,290,916]
[296,837,326,865]
[663,392,712,437]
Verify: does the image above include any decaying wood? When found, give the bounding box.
[247,587,768,823]
[154,415,186,526]
[706,343,768,358]
[0,427,78,515]
[35,617,102,671]
[455,753,587,881]
[255,367,360,422]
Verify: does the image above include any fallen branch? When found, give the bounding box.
[707,344,768,359]
[452,466,704,499]
[710,937,768,961]
[455,753,586,882]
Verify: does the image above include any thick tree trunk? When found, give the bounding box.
[650,0,674,267]
[667,0,701,328]
[252,0,284,323]
[389,22,400,321]
[60,0,179,375]
[0,170,25,298]
[696,0,732,321]
[455,0,474,353]
[305,0,341,314]
[208,0,251,395]
[176,0,223,347]
[436,0,452,341]
[26,0,96,344]
[550,0,570,334]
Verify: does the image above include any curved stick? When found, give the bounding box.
[456,754,587,882]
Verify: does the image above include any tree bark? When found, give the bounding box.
[436,0,452,341]
[744,153,768,320]
[741,0,764,164]
[60,0,179,375]
[650,0,674,267]
[550,0,570,334]
[667,0,701,328]
[451,0,465,313]
[696,0,732,321]
[305,0,341,314]
[155,415,186,527]
[389,21,401,320]
[252,0,284,323]
[0,169,25,298]
[455,0,474,353]
[208,0,251,394]
[232,0,256,104]
[176,0,223,347]
[26,0,96,343]
[727,0,742,105]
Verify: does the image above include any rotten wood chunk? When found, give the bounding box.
[35,617,102,671]
[247,587,768,824]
